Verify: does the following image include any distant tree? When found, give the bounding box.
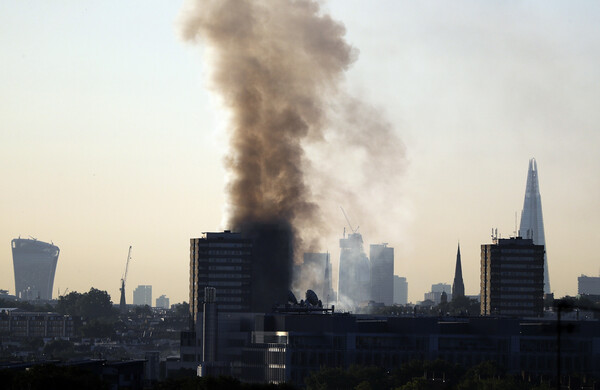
[22,337,45,352]
[434,296,480,317]
[397,377,431,390]
[56,291,84,317]
[80,319,115,338]
[172,302,190,317]
[56,288,117,321]
[0,298,54,313]
[134,304,153,317]
[79,288,116,320]
[5,364,107,390]
[305,367,356,390]
[43,339,74,359]
[152,375,297,390]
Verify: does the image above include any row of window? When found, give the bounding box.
[208,265,243,271]
[197,273,250,279]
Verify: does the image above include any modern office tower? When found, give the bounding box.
[370,244,394,305]
[393,276,408,305]
[452,243,465,299]
[190,232,253,321]
[338,232,371,307]
[481,237,544,317]
[424,283,452,304]
[133,285,152,306]
[11,238,59,300]
[578,275,600,295]
[301,253,334,303]
[519,158,550,294]
[156,294,170,309]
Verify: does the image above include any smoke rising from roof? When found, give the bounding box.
[179,0,406,298]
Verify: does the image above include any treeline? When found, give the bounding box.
[0,365,107,390]
[304,360,557,390]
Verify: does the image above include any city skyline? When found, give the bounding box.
[2,1,600,304]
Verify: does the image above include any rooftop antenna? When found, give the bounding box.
[514,211,518,238]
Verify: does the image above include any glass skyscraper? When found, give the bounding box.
[519,158,551,294]
[12,238,59,300]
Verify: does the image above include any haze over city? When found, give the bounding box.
[2,1,599,305]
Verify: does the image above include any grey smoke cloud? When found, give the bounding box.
[179,0,406,296]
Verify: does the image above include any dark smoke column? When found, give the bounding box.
[180,0,355,310]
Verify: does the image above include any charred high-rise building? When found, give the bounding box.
[190,230,291,322]
[11,238,59,300]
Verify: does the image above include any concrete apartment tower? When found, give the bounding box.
[133,285,152,306]
[481,237,544,317]
[519,158,551,294]
[452,243,465,299]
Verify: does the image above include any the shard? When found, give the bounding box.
[519,158,551,294]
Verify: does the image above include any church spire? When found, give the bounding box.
[452,243,465,299]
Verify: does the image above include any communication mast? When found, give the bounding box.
[119,246,132,314]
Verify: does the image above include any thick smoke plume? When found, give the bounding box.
[180,0,405,305]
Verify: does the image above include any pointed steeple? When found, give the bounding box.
[519,158,550,294]
[452,243,465,299]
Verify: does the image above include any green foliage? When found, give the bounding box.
[134,304,153,317]
[0,298,54,312]
[80,319,116,338]
[152,375,297,390]
[43,339,74,358]
[306,360,554,390]
[56,288,117,321]
[435,296,480,316]
[0,364,107,390]
[22,337,45,351]
[305,365,391,390]
[172,301,190,317]
[397,377,430,390]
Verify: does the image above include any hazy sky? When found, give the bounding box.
[2,1,599,305]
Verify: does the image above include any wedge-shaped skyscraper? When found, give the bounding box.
[519,158,551,294]
[12,238,60,300]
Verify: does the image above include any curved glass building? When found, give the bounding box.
[11,238,60,300]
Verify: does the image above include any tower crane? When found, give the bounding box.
[119,246,132,313]
[340,206,359,237]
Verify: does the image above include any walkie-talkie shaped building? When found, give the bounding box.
[12,238,60,300]
[519,158,551,294]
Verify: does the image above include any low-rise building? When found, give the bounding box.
[0,309,74,338]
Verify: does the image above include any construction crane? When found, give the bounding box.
[340,206,359,237]
[119,246,132,313]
